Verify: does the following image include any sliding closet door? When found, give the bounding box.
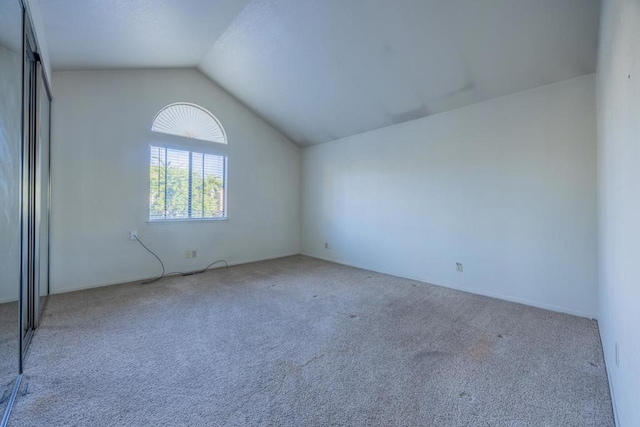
[0,0,24,419]
[20,9,52,352]
[36,63,51,322]
[21,33,36,350]
[0,2,51,422]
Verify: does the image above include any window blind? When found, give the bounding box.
[150,146,226,220]
[152,103,227,144]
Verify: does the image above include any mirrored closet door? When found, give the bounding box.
[0,0,26,421]
[21,2,52,354]
[37,62,51,319]
[1,1,52,424]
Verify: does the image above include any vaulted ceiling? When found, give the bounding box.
[40,0,601,146]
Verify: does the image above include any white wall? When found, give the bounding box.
[50,69,301,293]
[302,75,598,318]
[597,0,640,425]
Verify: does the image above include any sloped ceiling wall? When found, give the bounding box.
[40,0,252,69]
[41,0,600,146]
[199,0,600,146]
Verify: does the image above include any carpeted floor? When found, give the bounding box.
[9,256,613,426]
[0,301,19,418]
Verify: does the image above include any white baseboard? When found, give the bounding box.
[598,330,620,427]
[51,250,597,319]
[50,252,301,295]
[301,252,597,320]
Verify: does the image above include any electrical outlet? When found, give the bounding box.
[130,230,138,241]
[615,342,619,368]
[185,250,192,259]
[191,250,197,258]
[456,262,463,272]
[325,242,332,250]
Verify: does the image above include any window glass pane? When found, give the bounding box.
[204,154,226,218]
[191,152,204,218]
[150,146,166,220]
[165,148,190,219]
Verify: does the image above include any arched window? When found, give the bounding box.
[151,102,227,144]
[149,103,228,221]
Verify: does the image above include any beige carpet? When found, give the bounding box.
[9,256,613,426]
[0,301,18,419]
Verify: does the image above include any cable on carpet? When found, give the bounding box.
[182,260,229,276]
[133,235,228,284]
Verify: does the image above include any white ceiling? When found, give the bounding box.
[41,0,600,146]
[40,0,252,69]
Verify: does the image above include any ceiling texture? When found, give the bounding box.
[41,0,601,146]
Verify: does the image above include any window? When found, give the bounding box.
[149,146,227,220]
[152,103,226,144]
[149,102,228,221]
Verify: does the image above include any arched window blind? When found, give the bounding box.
[151,103,227,144]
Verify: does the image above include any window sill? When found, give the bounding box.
[147,217,228,224]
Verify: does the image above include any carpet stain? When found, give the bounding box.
[459,391,474,402]
[20,382,28,397]
[468,336,491,361]
[300,354,325,368]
